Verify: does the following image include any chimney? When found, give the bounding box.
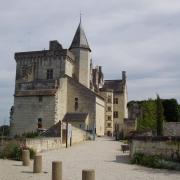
[49,40,63,50]
[122,71,126,81]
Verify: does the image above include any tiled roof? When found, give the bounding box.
[102,80,124,93]
[63,112,88,122]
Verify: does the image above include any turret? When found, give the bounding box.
[69,20,91,88]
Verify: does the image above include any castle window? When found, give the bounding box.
[107,106,111,112]
[39,96,43,102]
[47,69,53,79]
[113,98,118,104]
[75,98,78,111]
[113,111,119,118]
[107,116,111,121]
[107,98,112,103]
[38,118,42,128]
[107,123,111,128]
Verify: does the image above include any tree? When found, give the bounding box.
[162,99,180,122]
[156,95,164,136]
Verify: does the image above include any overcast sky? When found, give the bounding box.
[0,0,180,125]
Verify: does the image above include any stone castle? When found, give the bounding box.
[10,20,128,137]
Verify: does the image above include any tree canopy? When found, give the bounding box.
[128,98,180,132]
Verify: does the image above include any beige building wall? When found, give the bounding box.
[65,58,74,77]
[70,48,90,88]
[95,97,105,136]
[55,77,68,123]
[100,91,113,136]
[113,85,128,133]
[66,77,96,130]
[11,95,56,137]
[78,49,91,88]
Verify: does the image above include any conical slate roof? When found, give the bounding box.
[69,22,91,52]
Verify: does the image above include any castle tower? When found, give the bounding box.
[69,20,91,88]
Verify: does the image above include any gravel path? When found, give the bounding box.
[0,137,180,180]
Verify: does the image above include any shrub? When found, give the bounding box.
[131,153,180,170]
[14,131,39,139]
[0,142,36,160]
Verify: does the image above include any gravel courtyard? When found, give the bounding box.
[0,137,180,180]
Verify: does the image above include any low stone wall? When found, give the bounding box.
[72,126,92,144]
[164,122,180,136]
[130,137,180,160]
[18,127,92,152]
[20,137,62,153]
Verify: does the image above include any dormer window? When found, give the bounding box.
[75,98,78,111]
[47,69,53,79]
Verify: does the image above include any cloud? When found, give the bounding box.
[0,0,180,124]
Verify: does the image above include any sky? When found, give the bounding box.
[0,0,180,125]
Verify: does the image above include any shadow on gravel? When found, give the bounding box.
[21,171,48,174]
[21,171,33,174]
[106,155,130,164]
[13,164,22,167]
[133,165,180,176]
[98,137,115,141]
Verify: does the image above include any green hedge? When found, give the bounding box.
[131,153,180,170]
[0,142,36,160]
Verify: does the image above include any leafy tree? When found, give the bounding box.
[162,99,180,122]
[156,95,164,136]
[137,100,157,131]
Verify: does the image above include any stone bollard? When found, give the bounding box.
[22,149,30,166]
[33,155,42,173]
[82,169,95,180]
[52,161,62,180]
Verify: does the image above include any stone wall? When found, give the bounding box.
[11,95,56,137]
[20,137,62,153]
[16,126,91,152]
[71,126,90,144]
[113,84,128,133]
[70,48,90,88]
[164,122,180,136]
[66,76,105,136]
[66,77,95,130]
[100,91,114,136]
[130,138,180,160]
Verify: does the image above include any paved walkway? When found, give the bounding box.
[0,137,180,180]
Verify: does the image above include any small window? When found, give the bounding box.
[107,106,111,112]
[113,98,118,104]
[39,96,43,102]
[107,116,111,121]
[107,123,111,128]
[75,98,78,111]
[47,69,53,79]
[107,98,111,103]
[38,118,42,128]
[113,111,119,118]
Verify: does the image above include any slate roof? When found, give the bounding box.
[69,22,91,51]
[102,80,124,93]
[63,112,88,122]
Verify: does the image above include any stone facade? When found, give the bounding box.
[100,90,114,136]
[100,72,128,136]
[130,138,180,161]
[10,20,128,138]
[164,122,180,136]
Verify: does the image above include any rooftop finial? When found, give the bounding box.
[80,11,82,24]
